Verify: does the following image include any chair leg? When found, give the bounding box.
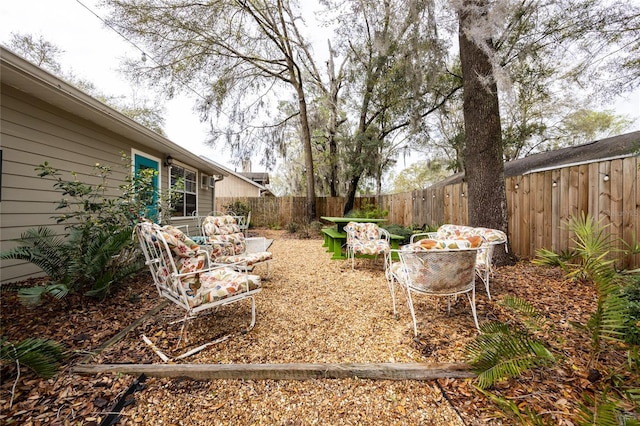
[405,289,419,337]
[247,295,257,331]
[466,288,480,331]
[388,272,397,318]
[175,311,191,350]
[476,267,491,300]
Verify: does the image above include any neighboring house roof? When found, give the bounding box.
[200,156,274,196]
[240,172,270,186]
[432,131,640,187]
[0,46,228,177]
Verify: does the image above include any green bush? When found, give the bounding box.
[285,222,300,234]
[381,224,413,244]
[346,199,388,219]
[223,199,251,217]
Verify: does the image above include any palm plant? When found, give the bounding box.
[0,227,70,282]
[534,212,630,368]
[465,297,555,389]
[0,337,65,379]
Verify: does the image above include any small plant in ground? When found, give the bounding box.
[465,296,556,389]
[0,337,65,379]
[1,337,66,409]
[285,222,300,234]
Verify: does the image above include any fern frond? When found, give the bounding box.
[0,227,70,280]
[500,296,546,329]
[465,322,555,389]
[17,284,69,306]
[0,337,65,378]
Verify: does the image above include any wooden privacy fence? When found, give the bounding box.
[216,155,639,268]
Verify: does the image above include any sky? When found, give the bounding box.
[1,0,639,175]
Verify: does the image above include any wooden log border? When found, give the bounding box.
[72,362,475,381]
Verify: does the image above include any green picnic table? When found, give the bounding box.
[320,217,403,260]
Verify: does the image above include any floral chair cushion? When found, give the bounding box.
[436,224,507,244]
[409,238,473,251]
[202,215,247,257]
[215,251,273,266]
[344,222,391,255]
[186,267,261,308]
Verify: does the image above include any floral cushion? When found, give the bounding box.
[409,239,472,251]
[344,222,390,255]
[202,215,242,236]
[202,215,248,256]
[161,225,201,258]
[429,224,507,268]
[215,251,273,266]
[436,224,507,244]
[186,267,261,308]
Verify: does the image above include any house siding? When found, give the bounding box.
[0,83,213,283]
[215,176,263,198]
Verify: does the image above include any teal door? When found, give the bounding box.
[134,154,159,222]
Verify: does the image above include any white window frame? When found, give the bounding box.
[169,162,198,218]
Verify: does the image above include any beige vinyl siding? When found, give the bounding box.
[215,175,263,198]
[0,84,213,283]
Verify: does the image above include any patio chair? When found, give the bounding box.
[201,215,272,275]
[343,221,391,273]
[411,224,508,300]
[389,242,480,336]
[134,220,262,360]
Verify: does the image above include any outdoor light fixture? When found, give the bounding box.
[164,155,173,167]
[604,174,610,182]
[552,180,557,187]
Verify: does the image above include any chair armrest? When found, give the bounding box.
[410,232,439,243]
[379,228,391,242]
[245,236,269,252]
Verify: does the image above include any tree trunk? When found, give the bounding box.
[343,176,361,215]
[297,89,317,222]
[458,0,513,265]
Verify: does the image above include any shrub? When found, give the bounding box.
[223,199,251,217]
[382,224,413,244]
[346,199,388,219]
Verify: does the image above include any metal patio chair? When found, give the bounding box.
[134,220,262,360]
[389,243,480,336]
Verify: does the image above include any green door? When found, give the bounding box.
[134,154,159,222]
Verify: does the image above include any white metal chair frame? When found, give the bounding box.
[344,221,392,273]
[411,230,507,300]
[201,215,272,276]
[134,222,261,360]
[389,247,480,336]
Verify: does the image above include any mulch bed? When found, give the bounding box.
[1,229,636,425]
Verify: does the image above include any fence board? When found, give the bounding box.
[610,159,624,258]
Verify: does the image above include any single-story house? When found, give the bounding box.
[201,156,273,199]
[0,46,230,284]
